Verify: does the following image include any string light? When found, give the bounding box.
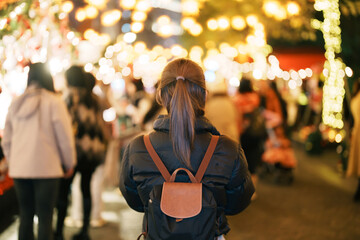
[101,10,122,27]
[314,0,345,130]
[61,1,74,13]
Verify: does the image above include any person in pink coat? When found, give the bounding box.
[1,63,76,240]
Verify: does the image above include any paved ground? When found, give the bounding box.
[1,143,360,240]
[226,143,360,240]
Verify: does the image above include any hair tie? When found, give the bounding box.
[176,76,185,81]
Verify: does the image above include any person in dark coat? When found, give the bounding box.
[119,58,254,239]
[54,66,107,240]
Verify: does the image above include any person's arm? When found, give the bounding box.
[1,107,12,161]
[52,97,76,176]
[224,145,255,215]
[119,143,144,212]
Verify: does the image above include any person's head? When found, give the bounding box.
[239,77,253,93]
[65,65,86,88]
[85,72,96,93]
[157,58,207,168]
[27,62,55,92]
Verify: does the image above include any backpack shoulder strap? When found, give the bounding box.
[195,135,219,182]
[143,134,171,181]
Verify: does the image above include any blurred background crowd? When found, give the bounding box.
[0,0,360,239]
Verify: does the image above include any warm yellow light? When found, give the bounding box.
[135,0,152,12]
[246,15,258,26]
[153,45,164,55]
[99,34,111,45]
[120,0,136,10]
[335,133,342,143]
[218,17,230,30]
[86,0,108,9]
[181,17,195,30]
[134,41,147,54]
[345,67,353,77]
[207,48,220,57]
[180,49,188,58]
[182,0,199,16]
[219,42,230,51]
[163,49,173,60]
[328,129,336,140]
[101,10,122,27]
[207,18,218,31]
[263,1,279,16]
[222,46,238,58]
[274,7,287,20]
[158,25,173,38]
[75,8,86,22]
[253,69,263,80]
[132,11,147,22]
[131,22,144,33]
[246,35,255,44]
[315,0,345,130]
[189,23,203,36]
[84,63,94,72]
[122,67,132,77]
[61,1,74,13]
[254,38,266,47]
[85,5,98,19]
[157,15,171,25]
[171,45,183,56]
[287,2,300,16]
[314,1,329,11]
[84,29,97,40]
[231,16,246,30]
[311,19,321,29]
[190,46,204,56]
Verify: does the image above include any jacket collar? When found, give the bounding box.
[153,115,220,135]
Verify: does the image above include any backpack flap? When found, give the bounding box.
[161,182,202,218]
[161,167,202,219]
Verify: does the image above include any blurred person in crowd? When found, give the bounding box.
[205,77,240,142]
[269,81,288,132]
[0,137,5,180]
[66,72,110,229]
[55,66,107,240]
[257,80,283,124]
[124,78,152,126]
[233,77,266,199]
[346,79,360,202]
[0,84,5,179]
[1,63,76,240]
[141,83,167,131]
[119,58,254,239]
[257,79,296,184]
[141,96,166,131]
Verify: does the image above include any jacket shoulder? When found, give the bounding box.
[127,134,147,152]
[218,135,239,152]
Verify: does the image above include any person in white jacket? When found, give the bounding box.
[1,62,76,240]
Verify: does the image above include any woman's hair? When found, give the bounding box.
[238,77,253,93]
[157,58,206,168]
[27,62,55,92]
[66,65,86,88]
[85,72,96,92]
